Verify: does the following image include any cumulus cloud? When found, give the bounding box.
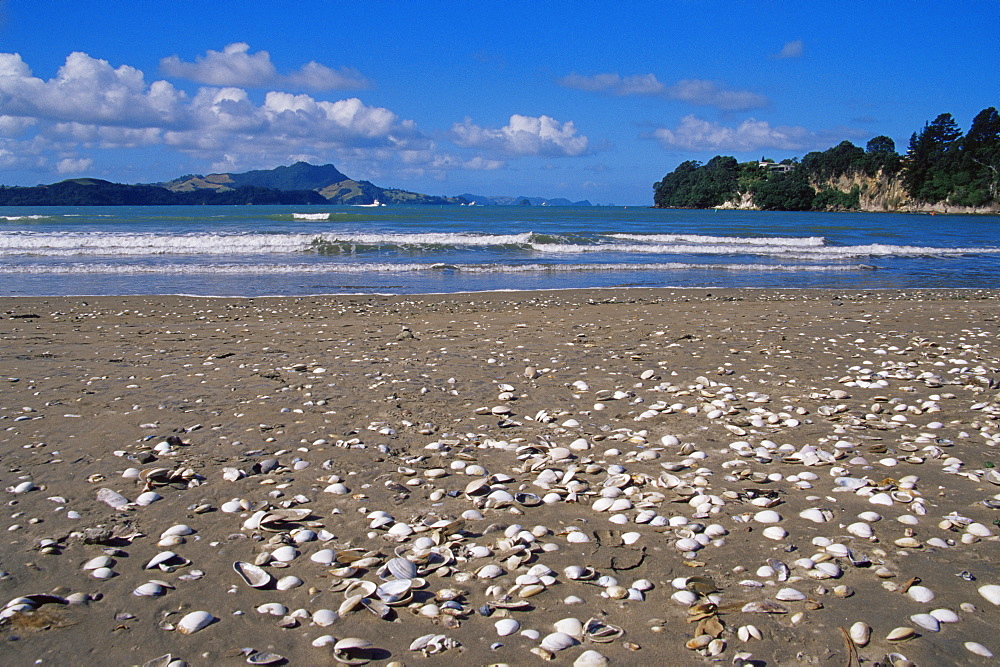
[160,43,369,90]
[451,114,590,157]
[559,72,767,111]
[649,115,814,151]
[56,157,93,174]
[775,40,805,59]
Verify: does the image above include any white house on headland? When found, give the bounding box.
[759,160,794,173]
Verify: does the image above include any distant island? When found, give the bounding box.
[653,106,999,214]
[0,161,591,207]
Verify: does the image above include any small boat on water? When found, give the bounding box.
[354,199,384,207]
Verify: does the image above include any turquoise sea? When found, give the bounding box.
[1,205,999,296]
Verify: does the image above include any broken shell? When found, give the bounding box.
[234,561,272,588]
[175,610,216,635]
[333,637,375,665]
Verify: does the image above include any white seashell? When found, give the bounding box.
[799,508,831,523]
[775,588,806,601]
[671,590,698,605]
[857,511,881,522]
[257,602,288,616]
[176,610,215,634]
[310,549,336,565]
[540,631,579,651]
[220,499,244,513]
[566,531,590,543]
[573,650,610,667]
[929,608,959,623]
[886,626,915,642]
[869,492,893,506]
[96,488,128,508]
[133,582,165,597]
[762,526,788,540]
[754,510,782,524]
[91,567,115,579]
[270,546,298,562]
[553,617,584,637]
[847,522,874,539]
[907,585,934,603]
[312,609,338,626]
[476,564,503,579]
[910,613,940,632]
[495,618,520,636]
[965,642,994,658]
[276,575,303,591]
[978,584,1000,606]
[135,491,162,506]
[83,555,112,571]
[234,561,271,588]
[814,562,842,578]
[312,634,336,647]
[849,621,870,646]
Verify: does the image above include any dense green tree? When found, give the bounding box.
[904,113,963,202]
[750,171,815,210]
[801,141,865,180]
[954,107,1000,205]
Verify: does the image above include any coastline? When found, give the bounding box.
[1,289,998,666]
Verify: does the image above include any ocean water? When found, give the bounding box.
[1,205,999,296]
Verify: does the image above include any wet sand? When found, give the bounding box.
[0,289,998,666]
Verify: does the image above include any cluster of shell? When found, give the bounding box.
[4,317,1000,666]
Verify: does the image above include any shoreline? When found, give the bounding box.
[1,289,998,666]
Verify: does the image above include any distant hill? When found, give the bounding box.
[0,178,324,206]
[457,193,592,206]
[162,161,464,206]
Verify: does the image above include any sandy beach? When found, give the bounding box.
[1,288,998,666]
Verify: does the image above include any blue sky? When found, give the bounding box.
[0,0,996,204]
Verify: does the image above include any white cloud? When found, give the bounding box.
[56,157,93,174]
[650,115,814,151]
[775,40,805,59]
[559,72,767,111]
[558,72,665,96]
[160,43,369,90]
[451,114,590,157]
[668,80,768,111]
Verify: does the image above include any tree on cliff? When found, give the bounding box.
[904,113,963,202]
[953,107,1000,205]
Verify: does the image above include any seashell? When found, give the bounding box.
[338,594,365,616]
[540,631,579,651]
[176,610,216,635]
[97,488,129,508]
[762,526,788,540]
[869,492,893,506]
[573,650,610,667]
[849,621,870,646]
[799,508,832,523]
[907,585,934,603]
[276,575,303,591]
[135,491,162,506]
[161,524,194,538]
[519,584,546,598]
[91,567,115,580]
[584,618,623,643]
[383,557,418,581]
[344,580,378,598]
[145,551,187,571]
[686,635,713,650]
[133,582,166,597]
[754,510,782,524]
[742,601,789,614]
[312,635,336,648]
[978,584,1000,606]
[234,561,272,588]
[910,613,940,632]
[886,627,915,642]
[376,579,413,604]
[246,650,285,665]
[312,609,338,626]
[495,618,520,636]
[775,587,806,601]
[929,608,959,623]
[256,602,287,616]
[310,549,336,566]
[332,637,374,665]
[83,555,112,571]
[270,546,298,563]
[553,617,584,637]
[476,564,504,579]
[360,597,391,619]
[965,642,994,658]
[847,522,874,539]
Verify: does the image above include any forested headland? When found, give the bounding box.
[653,107,1000,213]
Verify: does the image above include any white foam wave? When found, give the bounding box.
[1,214,53,221]
[0,231,537,256]
[0,262,871,275]
[536,241,1000,258]
[608,233,826,247]
[292,212,331,221]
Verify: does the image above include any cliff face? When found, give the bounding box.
[720,172,1000,214]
